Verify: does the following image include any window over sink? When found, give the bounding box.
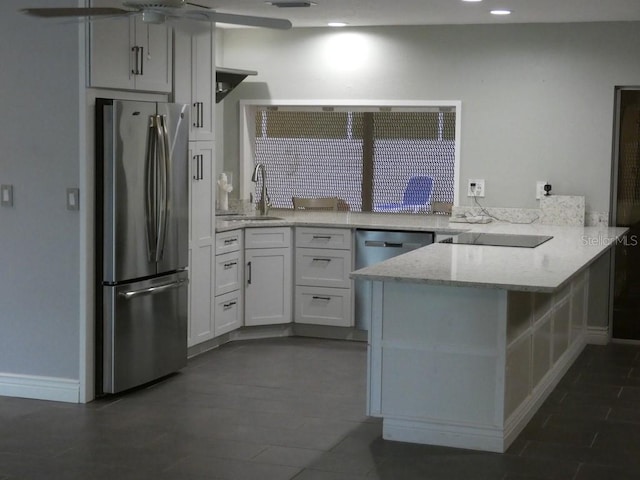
[240,101,461,214]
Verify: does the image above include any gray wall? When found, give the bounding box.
[220,22,640,215]
[0,2,81,379]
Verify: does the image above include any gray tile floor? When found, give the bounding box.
[1,337,639,479]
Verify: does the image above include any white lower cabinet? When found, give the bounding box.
[214,230,244,336]
[214,290,243,337]
[215,251,242,296]
[244,227,292,326]
[295,286,352,327]
[294,227,353,327]
[188,246,215,346]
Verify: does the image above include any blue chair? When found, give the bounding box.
[375,176,434,213]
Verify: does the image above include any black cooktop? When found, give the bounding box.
[440,232,553,248]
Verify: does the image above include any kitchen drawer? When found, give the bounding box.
[295,286,352,327]
[296,227,352,250]
[295,248,352,288]
[215,250,243,296]
[214,290,243,337]
[245,227,291,249]
[215,229,243,255]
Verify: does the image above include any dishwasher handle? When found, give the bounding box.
[363,240,425,249]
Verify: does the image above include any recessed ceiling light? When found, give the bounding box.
[490,9,512,15]
[328,22,348,27]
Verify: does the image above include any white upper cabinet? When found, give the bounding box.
[174,20,215,141]
[89,0,172,93]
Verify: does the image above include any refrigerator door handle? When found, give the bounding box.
[145,115,158,261]
[155,114,170,262]
[118,278,188,300]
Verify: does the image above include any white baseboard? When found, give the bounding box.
[586,326,610,345]
[383,417,505,453]
[0,373,80,403]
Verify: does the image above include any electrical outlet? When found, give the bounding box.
[536,181,548,200]
[467,179,485,197]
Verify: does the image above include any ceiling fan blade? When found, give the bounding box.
[22,7,132,18]
[181,10,292,29]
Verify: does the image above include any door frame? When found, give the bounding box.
[609,86,640,341]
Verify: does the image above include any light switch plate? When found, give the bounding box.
[1,185,13,207]
[66,188,80,211]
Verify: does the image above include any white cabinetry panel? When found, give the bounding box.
[174,20,215,141]
[187,142,215,347]
[295,286,352,327]
[215,251,242,296]
[295,248,352,289]
[244,227,292,327]
[89,0,172,92]
[294,227,353,327]
[214,290,243,337]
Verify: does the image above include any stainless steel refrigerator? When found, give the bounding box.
[95,99,190,394]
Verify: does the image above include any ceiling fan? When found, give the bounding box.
[21,0,292,29]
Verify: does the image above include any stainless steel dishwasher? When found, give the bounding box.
[354,229,434,331]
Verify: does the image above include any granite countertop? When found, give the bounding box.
[215,209,459,233]
[215,209,627,292]
[350,222,628,292]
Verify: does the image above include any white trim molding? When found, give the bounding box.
[586,326,610,345]
[0,373,80,403]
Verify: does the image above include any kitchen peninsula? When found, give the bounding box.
[350,221,627,453]
[214,210,625,452]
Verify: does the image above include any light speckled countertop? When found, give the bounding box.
[351,222,627,292]
[215,210,458,233]
[215,210,628,292]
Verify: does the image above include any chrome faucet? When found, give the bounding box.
[251,163,271,216]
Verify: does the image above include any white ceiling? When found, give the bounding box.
[202,0,640,28]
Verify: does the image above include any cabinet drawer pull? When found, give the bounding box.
[223,261,237,269]
[312,296,331,301]
[223,301,237,310]
[192,102,203,128]
[312,235,332,240]
[312,258,332,263]
[131,46,140,75]
[224,238,238,245]
[192,154,203,180]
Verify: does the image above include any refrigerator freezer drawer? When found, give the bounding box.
[102,271,188,394]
